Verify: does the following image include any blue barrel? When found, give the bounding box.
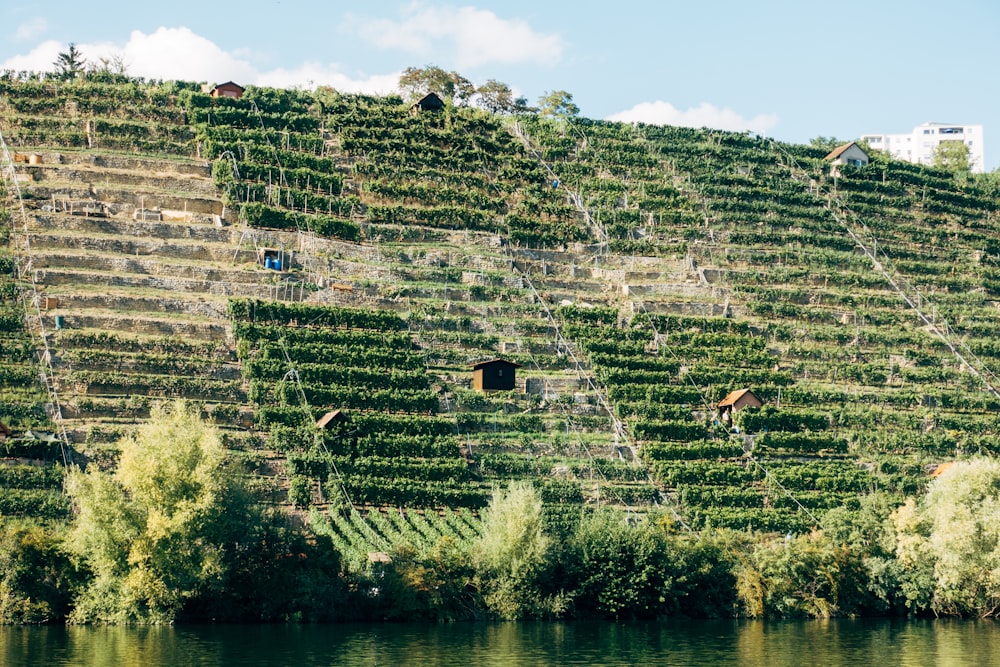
[54,315,64,330]
[272,257,282,271]
[264,257,274,270]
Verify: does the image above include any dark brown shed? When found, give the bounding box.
[0,421,10,443]
[472,358,521,392]
[717,388,764,426]
[210,81,245,99]
[316,409,348,430]
[410,92,445,114]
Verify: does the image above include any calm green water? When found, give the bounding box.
[2,619,998,666]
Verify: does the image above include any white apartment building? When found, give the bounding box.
[861,122,985,173]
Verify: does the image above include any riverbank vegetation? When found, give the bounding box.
[1,404,999,623]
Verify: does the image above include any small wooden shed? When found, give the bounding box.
[316,409,348,430]
[410,92,445,115]
[825,142,870,168]
[718,388,763,426]
[0,421,10,443]
[210,81,245,99]
[472,358,521,392]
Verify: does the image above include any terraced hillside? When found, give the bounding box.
[2,76,1000,551]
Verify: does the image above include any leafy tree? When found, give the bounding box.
[65,401,257,623]
[932,140,972,174]
[809,136,846,152]
[398,65,474,105]
[975,168,1000,196]
[537,90,579,119]
[476,79,515,114]
[53,43,86,81]
[565,509,672,618]
[893,457,1000,617]
[823,492,910,614]
[85,53,130,84]
[736,531,870,618]
[364,537,479,622]
[0,520,80,624]
[474,481,551,619]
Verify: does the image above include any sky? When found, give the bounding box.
[2,0,998,169]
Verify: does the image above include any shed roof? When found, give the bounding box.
[824,142,868,161]
[412,92,445,110]
[472,358,523,371]
[211,80,244,93]
[316,409,347,429]
[718,388,761,407]
[0,421,10,437]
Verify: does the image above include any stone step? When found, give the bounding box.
[31,251,282,283]
[36,267,310,301]
[46,310,230,342]
[28,232,256,264]
[20,163,217,197]
[42,290,228,319]
[24,184,222,215]
[11,150,211,177]
[28,213,234,240]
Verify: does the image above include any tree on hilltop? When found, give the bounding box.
[474,79,536,115]
[399,65,474,105]
[809,136,847,152]
[53,43,86,81]
[933,140,972,175]
[537,90,579,119]
[476,79,515,114]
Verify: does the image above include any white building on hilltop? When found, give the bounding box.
[862,122,985,173]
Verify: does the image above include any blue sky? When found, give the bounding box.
[2,1,998,169]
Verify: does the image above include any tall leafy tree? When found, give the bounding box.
[474,481,550,619]
[53,43,86,81]
[537,90,580,118]
[65,401,254,623]
[476,79,515,114]
[398,65,474,105]
[894,457,1000,616]
[932,140,972,174]
[809,136,846,152]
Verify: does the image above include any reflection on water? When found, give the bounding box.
[2,618,998,667]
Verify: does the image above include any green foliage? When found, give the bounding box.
[932,140,972,174]
[65,401,255,623]
[53,43,86,81]
[537,90,580,118]
[0,521,80,624]
[736,531,872,618]
[398,65,474,104]
[476,79,517,114]
[241,202,360,241]
[809,136,847,152]
[893,457,1000,617]
[474,482,553,619]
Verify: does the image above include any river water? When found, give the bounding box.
[3,618,998,666]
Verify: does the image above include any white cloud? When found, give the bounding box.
[1,39,63,72]
[257,64,401,95]
[346,4,563,69]
[14,17,48,42]
[607,101,779,135]
[0,27,397,94]
[116,27,257,83]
